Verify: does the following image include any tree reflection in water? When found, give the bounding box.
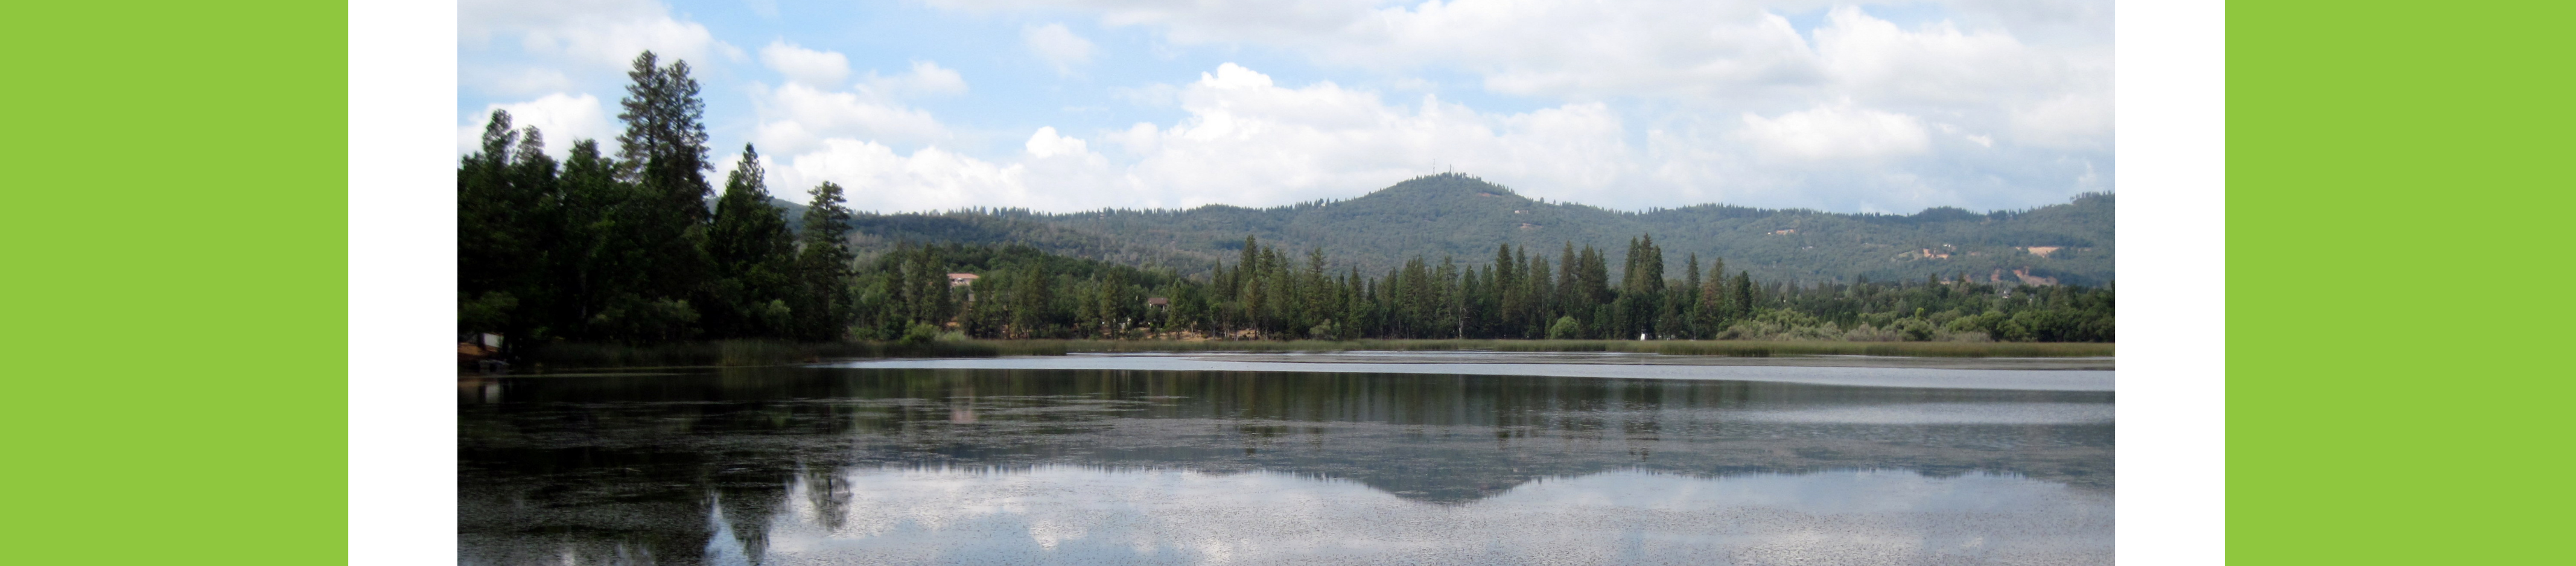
[460,367,2111,565]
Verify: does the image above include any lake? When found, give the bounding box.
[460,352,2113,565]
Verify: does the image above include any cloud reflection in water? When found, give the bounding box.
[734,465,2108,565]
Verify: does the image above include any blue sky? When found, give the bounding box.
[460,0,2111,214]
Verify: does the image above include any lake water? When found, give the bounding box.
[460,354,2113,565]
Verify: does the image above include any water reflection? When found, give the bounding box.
[462,366,2111,565]
[706,466,2107,565]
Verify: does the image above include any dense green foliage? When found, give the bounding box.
[836,237,2110,343]
[463,50,2111,346]
[796,173,2114,286]
[459,52,850,344]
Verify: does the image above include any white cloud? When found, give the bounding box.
[915,0,2114,211]
[772,139,1046,212]
[760,61,2100,214]
[934,0,1387,45]
[460,0,733,69]
[760,40,851,87]
[1737,100,1932,161]
[2009,92,2112,149]
[1023,126,1090,158]
[862,62,970,98]
[1023,24,1097,75]
[1811,6,2064,106]
[748,55,975,160]
[1347,1,1818,99]
[460,66,576,97]
[1102,63,1639,209]
[764,63,1641,212]
[761,127,1124,212]
[749,83,952,157]
[455,93,614,159]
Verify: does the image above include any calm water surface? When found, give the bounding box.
[460,359,2112,565]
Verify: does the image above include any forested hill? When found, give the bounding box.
[790,173,2113,285]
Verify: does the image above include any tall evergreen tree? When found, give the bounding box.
[1697,256,1728,334]
[1010,261,1055,337]
[613,51,714,302]
[1681,253,1702,338]
[1527,254,1555,337]
[791,181,856,340]
[707,145,796,337]
[459,113,565,339]
[457,111,523,334]
[1557,243,1580,315]
[549,139,631,338]
[1733,270,1755,320]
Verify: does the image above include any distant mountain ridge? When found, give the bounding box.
[780,173,2113,285]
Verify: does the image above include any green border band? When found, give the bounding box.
[2230,1,2571,564]
[0,2,346,564]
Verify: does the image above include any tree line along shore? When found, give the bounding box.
[461,51,2111,361]
[514,339,2113,370]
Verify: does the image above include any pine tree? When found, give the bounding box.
[792,181,856,340]
[1011,262,1055,337]
[1733,271,1755,320]
[549,139,627,337]
[1697,256,1727,334]
[1527,254,1554,337]
[457,111,522,334]
[1557,243,1580,316]
[612,51,714,304]
[707,145,795,337]
[1682,254,1702,338]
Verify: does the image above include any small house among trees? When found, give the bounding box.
[948,273,979,287]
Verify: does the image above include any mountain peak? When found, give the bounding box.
[1358,173,1527,203]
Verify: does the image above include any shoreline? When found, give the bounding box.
[1063,351,2113,371]
[827,352,2116,392]
[509,339,2115,370]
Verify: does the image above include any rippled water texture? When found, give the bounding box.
[460,359,2112,565]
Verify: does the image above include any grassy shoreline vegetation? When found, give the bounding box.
[463,50,2111,370]
[515,338,2113,370]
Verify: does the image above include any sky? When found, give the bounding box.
[457,0,2112,214]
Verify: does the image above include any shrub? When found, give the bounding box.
[1897,319,1938,342]
[899,322,941,345]
[1547,316,1584,340]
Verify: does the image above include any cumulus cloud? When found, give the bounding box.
[760,127,1125,212]
[749,83,952,156]
[1099,64,1636,208]
[764,63,1645,212]
[460,0,733,69]
[460,66,576,97]
[760,40,851,87]
[1023,24,1098,75]
[1737,100,1932,162]
[757,60,2107,214]
[912,0,2113,211]
[771,139,1047,212]
[933,0,1385,45]
[1023,126,1091,159]
[2008,92,2111,150]
[455,93,614,159]
[745,46,970,157]
[1812,6,2068,107]
[862,62,970,98]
